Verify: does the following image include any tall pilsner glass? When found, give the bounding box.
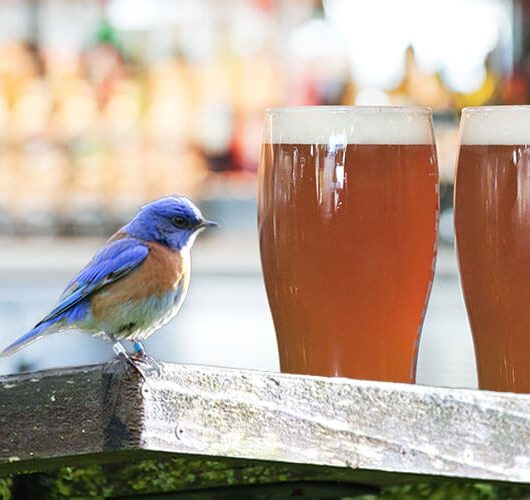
[258,106,439,382]
[455,106,530,393]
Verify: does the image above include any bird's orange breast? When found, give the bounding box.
[90,242,185,321]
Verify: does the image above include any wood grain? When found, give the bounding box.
[1,361,530,484]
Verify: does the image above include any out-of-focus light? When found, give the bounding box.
[14,93,50,138]
[355,88,391,106]
[289,18,344,60]
[0,96,8,126]
[55,84,97,139]
[107,0,204,31]
[230,3,269,56]
[147,93,192,143]
[107,0,162,30]
[195,103,233,155]
[324,0,409,88]
[324,0,511,92]
[285,16,349,106]
[444,65,487,94]
[106,94,140,131]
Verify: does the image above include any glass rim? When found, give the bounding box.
[462,105,530,114]
[265,105,432,115]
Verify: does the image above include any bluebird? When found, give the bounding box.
[0,196,217,376]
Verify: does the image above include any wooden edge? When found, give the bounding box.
[2,362,530,485]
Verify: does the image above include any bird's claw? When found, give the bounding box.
[130,352,162,377]
[117,351,148,380]
[110,340,161,379]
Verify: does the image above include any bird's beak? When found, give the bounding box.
[200,219,218,228]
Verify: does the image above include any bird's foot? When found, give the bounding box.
[130,341,162,377]
[112,341,149,380]
[130,352,162,377]
[117,351,149,380]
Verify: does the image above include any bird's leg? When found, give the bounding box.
[108,334,147,380]
[130,340,162,376]
[132,340,146,357]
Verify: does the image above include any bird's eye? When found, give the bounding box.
[173,217,188,228]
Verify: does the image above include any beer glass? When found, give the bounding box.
[455,106,530,393]
[258,106,439,382]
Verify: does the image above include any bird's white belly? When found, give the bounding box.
[129,280,189,340]
[82,278,189,341]
[137,285,188,340]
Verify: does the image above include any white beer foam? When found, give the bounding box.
[264,106,434,145]
[460,106,530,145]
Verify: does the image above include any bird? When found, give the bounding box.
[0,196,217,376]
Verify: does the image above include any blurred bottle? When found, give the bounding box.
[85,19,126,108]
[453,53,499,109]
[391,46,454,109]
[499,63,529,105]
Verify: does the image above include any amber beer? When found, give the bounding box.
[258,107,439,382]
[455,106,530,393]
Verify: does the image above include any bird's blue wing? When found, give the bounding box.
[37,238,149,327]
[1,237,149,357]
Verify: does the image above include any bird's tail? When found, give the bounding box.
[0,321,52,358]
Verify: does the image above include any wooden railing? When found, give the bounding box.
[1,361,530,498]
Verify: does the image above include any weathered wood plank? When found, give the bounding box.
[1,361,530,486]
[0,362,142,466]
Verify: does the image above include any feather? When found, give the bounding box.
[0,238,149,356]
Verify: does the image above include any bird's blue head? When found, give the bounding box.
[124,196,217,251]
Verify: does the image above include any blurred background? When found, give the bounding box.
[0,0,528,386]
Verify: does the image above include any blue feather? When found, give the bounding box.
[0,322,50,357]
[0,238,149,357]
[0,196,215,359]
[124,196,204,250]
[39,238,149,326]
